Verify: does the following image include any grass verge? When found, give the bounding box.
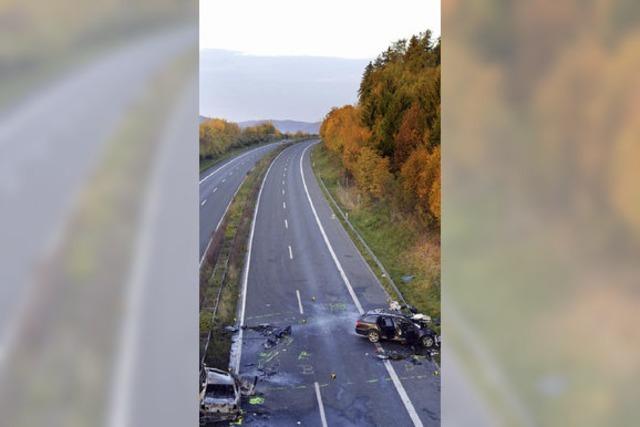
[310,144,440,322]
[199,143,290,369]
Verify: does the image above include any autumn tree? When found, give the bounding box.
[394,103,428,170]
[353,147,392,200]
[321,30,440,225]
[320,105,371,172]
[200,119,281,161]
[401,146,440,223]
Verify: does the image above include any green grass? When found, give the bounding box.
[311,144,440,320]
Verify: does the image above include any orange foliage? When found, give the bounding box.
[199,119,279,160]
[429,174,441,222]
[352,147,392,199]
[320,31,440,225]
[320,105,372,174]
[320,106,370,157]
[394,103,428,170]
[401,146,440,222]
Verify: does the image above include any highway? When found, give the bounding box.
[199,143,282,263]
[231,140,440,426]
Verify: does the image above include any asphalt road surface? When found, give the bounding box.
[231,140,440,426]
[199,143,282,262]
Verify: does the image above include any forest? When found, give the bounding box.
[320,30,440,227]
[199,119,281,161]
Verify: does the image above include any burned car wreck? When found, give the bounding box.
[355,305,440,348]
[199,367,256,424]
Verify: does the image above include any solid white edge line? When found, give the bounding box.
[288,245,293,260]
[199,175,247,268]
[299,144,424,427]
[299,144,363,314]
[199,238,213,268]
[233,147,289,374]
[296,289,304,314]
[315,382,328,427]
[199,143,275,184]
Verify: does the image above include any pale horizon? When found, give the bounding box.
[200,0,440,59]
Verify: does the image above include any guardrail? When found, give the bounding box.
[316,175,407,305]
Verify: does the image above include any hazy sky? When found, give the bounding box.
[200,0,440,58]
[200,50,369,122]
[199,0,440,121]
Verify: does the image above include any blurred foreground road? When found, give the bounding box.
[0,27,198,427]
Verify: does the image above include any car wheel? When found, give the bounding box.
[421,335,434,348]
[368,330,380,343]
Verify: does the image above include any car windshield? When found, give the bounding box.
[205,383,236,399]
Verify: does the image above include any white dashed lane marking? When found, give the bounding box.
[296,290,304,314]
[315,382,328,427]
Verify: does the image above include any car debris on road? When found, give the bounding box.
[199,366,257,424]
[374,347,439,363]
[243,323,292,349]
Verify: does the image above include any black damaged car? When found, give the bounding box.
[355,309,439,348]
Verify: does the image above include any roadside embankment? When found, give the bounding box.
[311,144,440,322]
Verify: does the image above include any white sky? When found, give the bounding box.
[200,0,440,59]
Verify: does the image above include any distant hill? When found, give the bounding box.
[199,116,320,134]
[238,120,320,134]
